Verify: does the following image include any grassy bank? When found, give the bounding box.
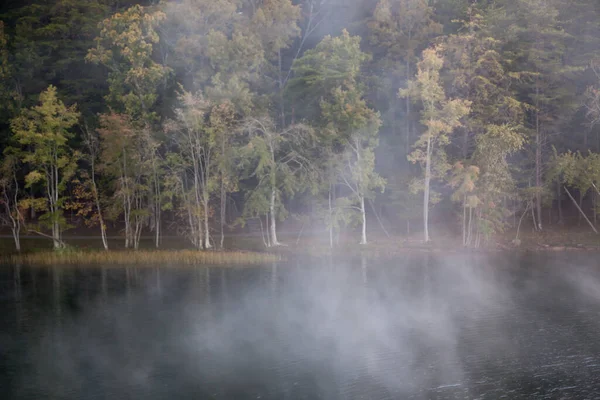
[6,249,282,267]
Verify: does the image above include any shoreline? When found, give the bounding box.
[3,249,282,267]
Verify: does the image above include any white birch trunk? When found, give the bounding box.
[423,135,432,243]
[360,195,367,245]
[328,184,334,248]
[270,188,280,246]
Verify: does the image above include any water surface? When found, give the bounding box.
[2,253,600,399]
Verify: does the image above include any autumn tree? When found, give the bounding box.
[96,112,148,249]
[87,5,170,246]
[86,4,169,120]
[401,47,471,243]
[10,85,80,249]
[439,8,526,245]
[367,0,441,156]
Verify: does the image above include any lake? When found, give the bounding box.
[1,252,600,399]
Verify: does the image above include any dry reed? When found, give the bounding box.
[7,249,282,267]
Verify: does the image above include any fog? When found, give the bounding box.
[2,253,599,398]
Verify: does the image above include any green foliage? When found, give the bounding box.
[289,29,369,119]
[87,4,170,121]
[403,47,471,180]
[1,0,600,249]
[239,117,316,222]
[10,85,80,241]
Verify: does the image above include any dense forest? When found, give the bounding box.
[1,0,600,251]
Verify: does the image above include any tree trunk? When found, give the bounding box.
[153,162,161,249]
[462,198,467,247]
[405,55,411,158]
[423,135,432,242]
[557,181,563,225]
[91,163,108,251]
[578,191,583,226]
[270,188,280,246]
[359,195,367,245]
[12,226,21,252]
[204,197,212,249]
[265,212,272,247]
[594,190,597,226]
[565,186,598,234]
[535,85,543,231]
[52,220,62,250]
[328,183,334,248]
[278,49,285,128]
[155,212,160,249]
[515,202,531,243]
[220,176,226,250]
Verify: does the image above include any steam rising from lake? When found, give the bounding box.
[3,253,600,398]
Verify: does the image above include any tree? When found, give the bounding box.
[165,90,215,249]
[0,21,13,117]
[239,117,315,246]
[288,30,369,120]
[87,4,170,247]
[86,4,170,121]
[0,151,22,251]
[290,29,381,245]
[490,0,579,231]
[97,112,149,249]
[400,47,471,242]
[251,0,301,127]
[161,0,263,104]
[449,161,479,246]
[3,0,113,115]
[81,122,109,250]
[10,85,80,249]
[210,101,239,249]
[470,125,525,246]
[321,86,384,245]
[438,8,526,245]
[367,0,441,156]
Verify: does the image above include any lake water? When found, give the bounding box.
[2,252,600,399]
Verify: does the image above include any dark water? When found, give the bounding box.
[2,253,600,399]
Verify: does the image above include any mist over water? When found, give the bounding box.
[2,253,600,399]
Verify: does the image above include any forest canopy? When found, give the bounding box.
[1,0,600,250]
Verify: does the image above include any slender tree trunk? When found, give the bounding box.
[258,216,268,248]
[359,195,367,245]
[535,84,543,231]
[328,183,334,248]
[515,202,531,243]
[220,181,226,249]
[153,159,161,249]
[90,161,108,251]
[557,180,563,225]
[423,135,432,242]
[565,186,598,234]
[13,227,21,252]
[203,193,211,249]
[594,190,597,226]
[462,197,467,246]
[578,191,583,226]
[278,49,285,128]
[265,212,272,247]
[405,52,411,158]
[467,207,473,246]
[270,188,280,246]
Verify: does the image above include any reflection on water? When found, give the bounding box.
[2,253,600,399]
